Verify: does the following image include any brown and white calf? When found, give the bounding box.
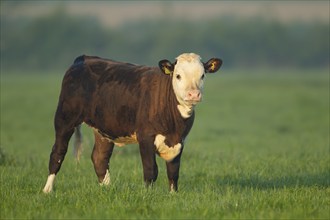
[43,53,222,193]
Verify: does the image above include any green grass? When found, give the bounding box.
[1,69,329,219]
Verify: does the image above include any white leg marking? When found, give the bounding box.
[43,174,56,193]
[170,183,176,193]
[154,135,182,162]
[100,169,110,186]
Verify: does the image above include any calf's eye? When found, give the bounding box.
[201,74,205,80]
[176,74,181,80]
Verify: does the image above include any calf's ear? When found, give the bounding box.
[203,58,222,73]
[159,59,174,75]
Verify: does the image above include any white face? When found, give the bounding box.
[172,53,205,108]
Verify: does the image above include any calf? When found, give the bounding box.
[43,53,222,193]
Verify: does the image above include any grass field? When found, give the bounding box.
[0,69,329,219]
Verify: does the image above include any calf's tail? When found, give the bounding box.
[74,125,83,161]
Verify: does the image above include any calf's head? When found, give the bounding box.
[159,53,222,118]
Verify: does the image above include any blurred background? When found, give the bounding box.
[0,3,329,218]
[1,1,329,73]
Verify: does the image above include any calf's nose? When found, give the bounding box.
[187,90,202,102]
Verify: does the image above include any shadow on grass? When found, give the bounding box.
[215,172,330,189]
[0,147,16,166]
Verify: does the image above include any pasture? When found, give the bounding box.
[0,70,329,219]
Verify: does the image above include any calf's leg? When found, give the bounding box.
[166,150,183,192]
[91,130,114,185]
[138,137,158,187]
[43,103,82,193]
[43,126,75,193]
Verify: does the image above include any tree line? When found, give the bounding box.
[1,8,329,73]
